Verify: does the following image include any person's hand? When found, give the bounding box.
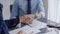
[20,14,35,24]
[17,30,26,34]
[17,30,33,34]
[20,16,26,23]
[36,14,42,19]
[24,14,35,24]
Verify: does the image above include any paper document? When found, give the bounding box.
[9,28,21,34]
[20,25,41,34]
[29,19,47,29]
[20,25,33,34]
[44,28,58,34]
[44,31,58,34]
[9,19,47,34]
[9,25,41,34]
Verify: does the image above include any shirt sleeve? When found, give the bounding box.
[10,0,19,19]
[37,0,45,18]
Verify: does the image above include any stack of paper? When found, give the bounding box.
[44,28,59,34]
[44,30,58,34]
[29,19,47,29]
[9,28,21,34]
[20,25,41,34]
[9,19,47,34]
[9,25,41,34]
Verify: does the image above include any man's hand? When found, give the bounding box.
[36,14,42,19]
[17,30,33,34]
[24,14,35,24]
[20,16,26,23]
[17,30,26,34]
[20,14,35,24]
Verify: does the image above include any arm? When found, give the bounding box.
[11,0,19,19]
[10,0,19,26]
[36,0,45,19]
[0,3,9,34]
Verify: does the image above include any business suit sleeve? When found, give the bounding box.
[11,0,19,19]
[0,8,9,34]
[0,14,9,34]
[38,0,45,18]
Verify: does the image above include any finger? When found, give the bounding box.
[17,30,23,34]
[18,30,26,34]
[26,18,33,24]
[20,17,26,23]
[29,19,33,24]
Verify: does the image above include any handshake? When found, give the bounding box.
[20,14,35,24]
[20,14,42,24]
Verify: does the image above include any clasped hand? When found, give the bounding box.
[20,14,35,24]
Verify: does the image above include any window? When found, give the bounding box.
[48,0,60,23]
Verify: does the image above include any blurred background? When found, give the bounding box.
[0,0,60,23]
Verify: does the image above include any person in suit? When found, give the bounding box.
[11,0,45,25]
[0,3,9,34]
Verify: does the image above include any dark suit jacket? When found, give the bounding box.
[0,3,9,34]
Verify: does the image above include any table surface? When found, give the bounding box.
[9,27,59,34]
[9,20,59,34]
